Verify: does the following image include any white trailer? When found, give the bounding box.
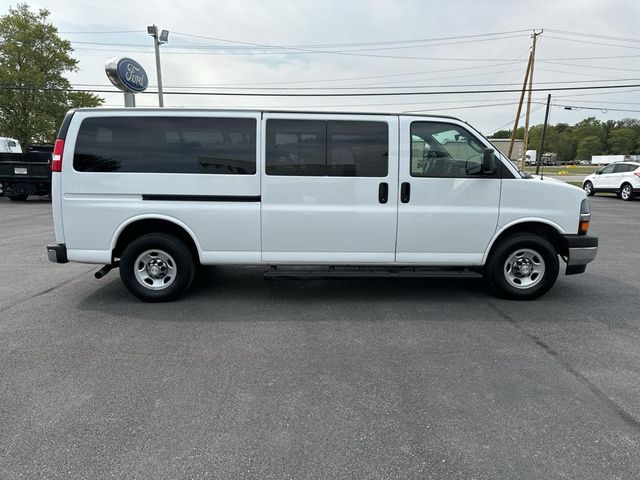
[591,155,638,165]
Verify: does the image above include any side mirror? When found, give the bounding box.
[595,170,602,175]
[482,148,497,175]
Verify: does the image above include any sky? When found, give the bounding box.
[3,0,640,135]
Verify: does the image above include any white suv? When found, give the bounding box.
[583,162,640,201]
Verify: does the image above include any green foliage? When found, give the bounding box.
[492,116,640,161]
[0,4,102,146]
[607,128,638,154]
[576,136,604,160]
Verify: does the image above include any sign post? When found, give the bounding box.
[105,57,149,107]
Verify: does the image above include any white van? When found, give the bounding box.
[0,137,22,153]
[47,109,598,302]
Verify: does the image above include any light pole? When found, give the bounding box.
[147,25,169,107]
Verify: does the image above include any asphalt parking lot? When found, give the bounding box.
[1,195,639,479]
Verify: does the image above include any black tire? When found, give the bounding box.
[8,194,28,201]
[119,233,195,302]
[620,183,634,201]
[582,181,595,196]
[484,233,559,300]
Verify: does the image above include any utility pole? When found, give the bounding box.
[535,94,552,176]
[507,50,533,161]
[520,30,541,171]
[508,29,543,169]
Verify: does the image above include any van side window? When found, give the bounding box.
[327,121,388,177]
[411,122,496,178]
[266,119,389,177]
[73,117,257,174]
[265,120,326,176]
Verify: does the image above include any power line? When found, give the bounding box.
[402,101,521,113]
[3,83,640,97]
[170,29,532,49]
[140,78,640,91]
[59,29,144,34]
[538,60,640,74]
[70,33,530,53]
[545,28,640,44]
[488,104,547,133]
[553,86,640,99]
[545,35,640,50]
[551,102,640,114]
[9,77,640,93]
[71,43,530,61]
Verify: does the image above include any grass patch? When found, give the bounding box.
[523,165,598,175]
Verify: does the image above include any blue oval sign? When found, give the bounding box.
[105,57,149,93]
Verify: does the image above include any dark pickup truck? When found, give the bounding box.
[0,145,53,201]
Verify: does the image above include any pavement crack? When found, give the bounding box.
[0,268,95,315]
[484,298,640,434]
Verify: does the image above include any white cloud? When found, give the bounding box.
[8,0,640,134]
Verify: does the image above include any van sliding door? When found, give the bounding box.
[261,113,399,264]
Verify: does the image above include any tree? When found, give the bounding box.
[571,117,605,145]
[576,135,604,160]
[607,128,638,154]
[0,4,102,146]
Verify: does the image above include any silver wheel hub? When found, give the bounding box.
[504,248,546,289]
[134,249,177,290]
[147,259,167,278]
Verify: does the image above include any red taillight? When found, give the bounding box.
[51,139,64,172]
[634,171,640,178]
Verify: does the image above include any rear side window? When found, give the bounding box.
[73,117,257,174]
[622,163,639,172]
[266,119,388,177]
[327,121,388,177]
[265,120,326,176]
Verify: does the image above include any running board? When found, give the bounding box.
[264,265,482,279]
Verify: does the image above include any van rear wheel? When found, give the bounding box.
[120,233,195,302]
[484,233,559,300]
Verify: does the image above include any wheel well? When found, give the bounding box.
[113,219,200,264]
[488,222,566,261]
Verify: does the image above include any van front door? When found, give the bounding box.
[396,118,501,265]
[261,114,399,263]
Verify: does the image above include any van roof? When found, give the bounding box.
[71,107,465,121]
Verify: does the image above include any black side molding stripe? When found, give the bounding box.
[142,194,261,202]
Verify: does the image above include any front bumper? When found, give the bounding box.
[47,243,68,263]
[563,234,598,275]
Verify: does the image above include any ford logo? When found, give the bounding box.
[105,57,149,93]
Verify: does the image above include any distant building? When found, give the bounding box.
[488,138,523,161]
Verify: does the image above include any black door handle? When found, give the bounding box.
[378,182,388,204]
[401,182,411,203]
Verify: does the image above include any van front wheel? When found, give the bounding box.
[120,233,195,302]
[484,233,559,300]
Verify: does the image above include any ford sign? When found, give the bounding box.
[105,57,149,93]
